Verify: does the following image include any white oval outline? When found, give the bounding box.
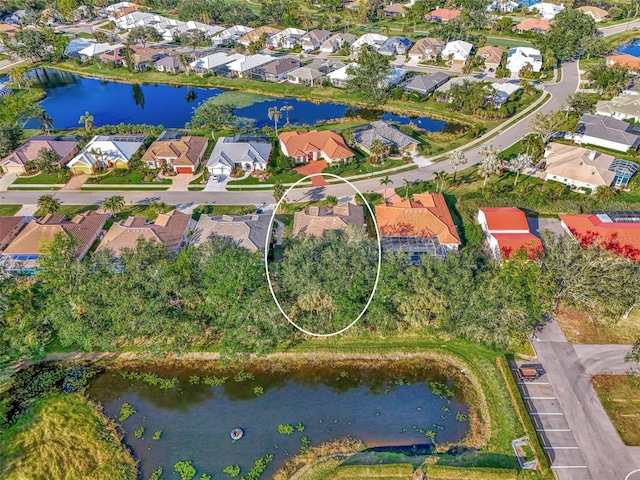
[264,172,382,337]
[625,470,640,480]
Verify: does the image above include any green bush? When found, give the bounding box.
[426,465,518,480]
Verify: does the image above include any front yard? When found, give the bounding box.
[13,172,71,185]
[86,169,172,185]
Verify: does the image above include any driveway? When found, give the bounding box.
[0,173,17,191]
[167,173,196,192]
[203,174,229,192]
[61,174,89,191]
[294,160,329,186]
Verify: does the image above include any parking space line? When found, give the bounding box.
[536,429,571,432]
[551,466,589,469]
[543,446,580,450]
[531,412,564,415]
[524,396,557,400]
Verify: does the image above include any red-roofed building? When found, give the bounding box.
[478,207,542,261]
[428,8,461,22]
[560,212,640,261]
[278,130,354,164]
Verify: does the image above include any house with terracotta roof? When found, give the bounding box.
[191,214,272,250]
[141,134,208,174]
[408,37,445,62]
[477,46,503,72]
[293,203,364,237]
[1,136,79,174]
[278,130,354,164]
[560,211,640,261]
[607,54,640,73]
[577,6,608,21]
[375,193,461,254]
[96,210,190,257]
[428,8,461,22]
[1,211,108,273]
[0,24,18,36]
[478,207,542,261]
[514,18,550,33]
[0,217,26,252]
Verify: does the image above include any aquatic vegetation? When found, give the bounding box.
[296,423,305,432]
[253,386,264,396]
[175,460,197,480]
[205,91,271,109]
[118,403,136,422]
[200,475,211,480]
[277,424,294,435]
[456,412,469,422]
[120,371,177,389]
[246,454,273,480]
[148,466,162,480]
[234,371,255,382]
[429,381,456,401]
[299,436,311,454]
[223,465,241,477]
[152,429,162,440]
[134,427,144,438]
[203,376,228,386]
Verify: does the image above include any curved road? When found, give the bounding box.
[1,20,638,207]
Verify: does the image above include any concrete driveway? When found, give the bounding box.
[0,173,17,191]
[203,174,229,192]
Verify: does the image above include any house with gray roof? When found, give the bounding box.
[352,121,420,155]
[154,55,181,73]
[595,96,640,122]
[287,66,325,86]
[207,135,272,176]
[401,72,450,95]
[320,33,356,53]
[378,36,412,56]
[262,57,300,82]
[300,29,332,52]
[191,214,272,251]
[306,58,344,74]
[435,75,482,94]
[572,114,640,153]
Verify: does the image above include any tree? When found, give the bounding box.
[149,201,169,216]
[402,178,411,200]
[273,181,285,211]
[38,110,54,135]
[1,28,51,62]
[518,63,535,80]
[477,143,501,187]
[593,185,616,202]
[178,54,192,76]
[103,195,126,214]
[625,340,640,374]
[268,107,282,136]
[57,0,81,19]
[510,153,532,186]
[0,124,23,156]
[566,92,596,115]
[580,35,608,59]
[545,9,597,60]
[448,80,486,115]
[494,16,514,34]
[521,134,544,160]
[35,148,61,174]
[8,65,31,92]
[325,195,338,208]
[280,105,293,125]
[434,170,448,193]
[345,45,392,106]
[78,111,95,133]
[495,66,511,81]
[180,29,209,55]
[528,110,565,144]
[379,176,393,202]
[37,194,61,214]
[368,139,389,164]
[127,25,162,48]
[586,61,631,96]
[449,150,467,182]
[191,101,237,138]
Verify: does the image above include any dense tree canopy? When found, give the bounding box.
[346,46,392,106]
[543,9,597,61]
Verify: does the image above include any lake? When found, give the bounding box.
[87,362,469,480]
[617,40,640,57]
[27,68,447,131]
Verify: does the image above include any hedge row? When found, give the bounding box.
[426,465,518,480]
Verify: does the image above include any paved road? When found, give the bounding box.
[531,320,640,480]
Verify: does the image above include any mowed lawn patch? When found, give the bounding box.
[556,307,640,344]
[592,375,640,446]
[0,204,21,216]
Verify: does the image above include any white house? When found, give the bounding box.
[529,2,565,19]
[491,82,521,107]
[267,28,306,49]
[212,25,253,46]
[441,40,474,65]
[190,53,243,74]
[320,33,356,53]
[227,54,276,79]
[572,114,640,153]
[595,96,640,122]
[207,135,272,176]
[351,33,388,51]
[506,47,542,77]
[78,42,116,59]
[67,135,146,174]
[487,0,519,12]
[327,64,405,88]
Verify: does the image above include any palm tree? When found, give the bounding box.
[39,110,54,135]
[402,178,412,201]
[281,105,293,125]
[379,176,393,203]
[9,65,31,92]
[434,170,448,193]
[149,201,169,217]
[268,107,282,136]
[37,194,61,214]
[478,144,502,188]
[449,150,467,182]
[510,153,532,186]
[103,195,125,214]
[78,111,95,133]
[178,54,191,76]
[368,139,389,164]
[325,195,338,209]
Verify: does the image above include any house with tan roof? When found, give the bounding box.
[408,37,445,62]
[607,54,640,73]
[1,211,108,273]
[1,136,79,174]
[477,46,503,72]
[428,8,460,22]
[596,95,640,122]
[287,66,325,87]
[141,134,208,174]
[262,57,300,82]
[293,203,365,237]
[477,207,542,261]
[383,3,408,18]
[300,29,332,52]
[514,18,550,33]
[278,130,354,164]
[577,6,608,21]
[542,142,637,191]
[238,26,280,46]
[375,193,461,250]
[0,217,27,251]
[96,210,190,257]
[191,214,271,250]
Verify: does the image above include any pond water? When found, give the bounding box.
[87,363,469,480]
[617,40,640,57]
[26,68,447,131]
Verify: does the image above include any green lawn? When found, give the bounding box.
[325,158,410,178]
[191,204,256,220]
[483,36,532,49]
[227,170,305,186]
[34,204,98,218]
[592,375,640,446]
[0,204,21,216]
[13,172,70,185]
[87,169,172,185]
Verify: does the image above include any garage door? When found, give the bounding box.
[175,167,193,174]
